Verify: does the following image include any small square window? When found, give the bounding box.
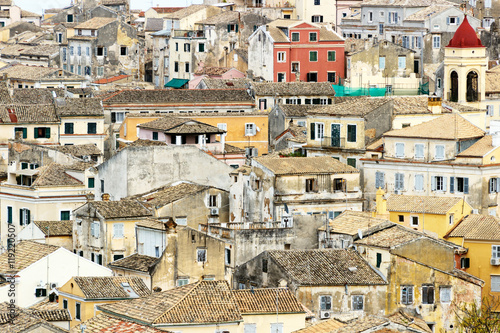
[398,215,404,222]
[309,51,318,62]
[291,32,299,41]
[309,32,317,42]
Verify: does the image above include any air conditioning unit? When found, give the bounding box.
[210,208,219,216]
[472,209,479,214]
[320,311,332,319]
[395,189,402,195]
[491,258,500,266]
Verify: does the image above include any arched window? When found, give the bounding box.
[467,71,479,102]
[450,71,458,102]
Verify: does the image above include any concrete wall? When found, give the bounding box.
[97,145,233,200]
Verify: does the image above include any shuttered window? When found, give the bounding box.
[401,285,413,304]
[491,276,500,292]
[113,223,124,238]
[320,295,332,310]
[352,295,364,310]
[414,174,424,191]
[415,143,424,158]
[395,173,404,190]
[435,145,445,160]
[440,287,451,303]
[347,124,356,142]
[422,285,434,304]
[375,171,385,189]
[395,143,405,157]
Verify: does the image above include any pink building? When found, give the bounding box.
[189,67,245,89]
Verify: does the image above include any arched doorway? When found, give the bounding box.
[450,71,458,102]
[466,71,479,102]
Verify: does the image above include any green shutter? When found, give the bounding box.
[23,128,27,138]
[34,128,38,139]
[310,123,315,140]
[45,128,50,138]
[19,209,22,225]
[88,177,95,188]
[235,24,239,33]
[27,209,30,225]
[227,24,231,32]
[7,207,12,224]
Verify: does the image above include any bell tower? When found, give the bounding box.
[443,15,487,108]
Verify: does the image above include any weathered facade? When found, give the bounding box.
[229,156,363,223]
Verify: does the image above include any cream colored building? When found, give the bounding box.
[0,162,96,248]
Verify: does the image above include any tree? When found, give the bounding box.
[455,296,500,332]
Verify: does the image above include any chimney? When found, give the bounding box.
[374,188,389,218]
[101,193,110,201]
[428,96,442,114]
[165,218,177,234]
[86,193,95,202]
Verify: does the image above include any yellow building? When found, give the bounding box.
[375,190,473,238]
[82,280,306,333]
[73,200,152,266]
[445,214,500,310]
[120,112,269,156]
[58,276,151,328]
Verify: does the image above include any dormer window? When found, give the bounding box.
[78,29,82,35]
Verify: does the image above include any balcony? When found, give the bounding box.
[172,30,205,38]
[313,136,346,149]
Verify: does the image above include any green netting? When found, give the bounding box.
[332,84,424,97]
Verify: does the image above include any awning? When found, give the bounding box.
[164,78,189,88]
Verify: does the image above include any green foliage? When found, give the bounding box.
[455,296,500,332]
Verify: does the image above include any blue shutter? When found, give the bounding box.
[450,177,454,193]
[497,178,500,193]
[446,17,450,25]
[457,17,460,24]
[464,178,469,194]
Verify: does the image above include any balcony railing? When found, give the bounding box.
[313,136,346,149]
[172,30,205,38]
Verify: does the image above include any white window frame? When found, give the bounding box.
[395,142,405,158]
[435,144,445,160]
[177,278,189,286]
[309,32,317,42]
[448,16,458,25]
[319,295,332,310]
[492,275,500,292]
[291,32,300,42]
[433,35,441,49]
[352,295,364,310]
[492,245,500,258]
[277,51,286,62]
[291,62,299,73]
[410,215,419,227]
[414,143,424,159]
[314,122,324,140]
[113,223,124,239]
[245,123,256,136]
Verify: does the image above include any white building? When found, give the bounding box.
[0,241,111,308]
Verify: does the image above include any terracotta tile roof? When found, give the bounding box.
[363,0,455,6]
[0,64,82,81]
[55,98,104,116]
[122,139,167,149]
[200,78,250,89]
[17,44,59,57]
[486,71,500,93]
[49,144,102,158]
[386,195,462,214]
[135,219,167,230]
[194,66,233,76]
[308,97,390,117]
[279,123,307,143]
[21,9,42,18]
[138,117,224,134]
[277,104,322,117]
[320,211,392,234]
[29,298,60,311]
[31,163,83,187]
[30,309,71,322]
[93,74,131,84]
[70,313,165,333]
[87,200,151,219]
[131,181,211,206]
[391,96,430,115]
[65,161,96,171]
[197,11,246,24]
[267,20,343,42]
[102,89,252,104]
[404,4,454,21]
[443,101,485,113]
[383,114,485,140]
[0,104,58,123]
[253,156,359,175]
[102,0,127,5]
[446,214,500,240]
[167,4,209,19]
[233,288,305,314]
[145,18,164,31]
[99,280,243,325]
[108,253,159,273]
[293,317,345,332]
[224,143,245,154]
[74,17,116,29]
[268,249,387,286]
[12,89,54,104]
[72,276,151,299]
[366,137,383,150]
[33,220,73,236]
[253,82,335,96]
[0,302,67,333]
[152,7,184,14]
[388,311,432,332]
[333,316,388,333]
[0,241,59,273]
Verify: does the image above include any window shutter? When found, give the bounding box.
[401,288,407,304]
[443,177,447,191]
[22,128,27,138]
[310,123,315,140]
[408,286,413,303]
[34,128,38,139]
[19,209,23,225]
[464,178,469,194]
[428,286,434,304]
[26,209,30,225]
[375,171,380,189]
[91,253,95,262]
[227,24,231,33]
[104,47,108,56]
[7,207,12,224]
[450,177,454,193]
[497,178,500,193]
[490,179,494,193]
[45,128,50,138]
[457,17,460,24]
[446,17,450,25]
[431,176,436,191]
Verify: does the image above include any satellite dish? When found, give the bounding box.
[357,229,363,239]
